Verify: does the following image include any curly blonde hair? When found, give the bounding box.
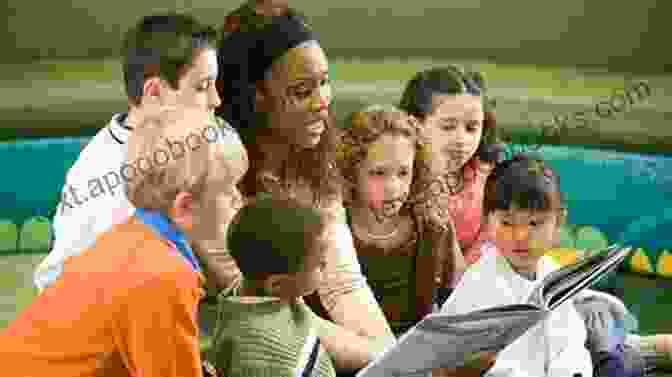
[336,105,434,210]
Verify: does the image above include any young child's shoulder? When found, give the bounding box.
[211,298,333,376]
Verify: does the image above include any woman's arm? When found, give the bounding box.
[318,213,396,343]
[191,239,242,295]
[316,201,396,354]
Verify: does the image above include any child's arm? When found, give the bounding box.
[114,273,202,377]
[433,351,498,377]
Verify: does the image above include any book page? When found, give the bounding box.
[356,306,544,377]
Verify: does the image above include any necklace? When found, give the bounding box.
[363,226,399,241]
[356,217,400,241]
[444,172,463,194]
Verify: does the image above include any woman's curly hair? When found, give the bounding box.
[336,105,435,213]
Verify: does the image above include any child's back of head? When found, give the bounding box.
[227,193,328,298]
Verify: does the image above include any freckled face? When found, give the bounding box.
[354,133,415,219]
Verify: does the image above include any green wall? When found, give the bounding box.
[2,0,670,73]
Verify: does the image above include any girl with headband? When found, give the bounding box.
[211,1,395,373]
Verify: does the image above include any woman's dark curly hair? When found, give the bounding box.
[215,1,340,205]
[336,105,435,213]
[398,65,504,165]
[484,153,565,216]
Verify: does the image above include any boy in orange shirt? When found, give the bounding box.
[0,107,248,377]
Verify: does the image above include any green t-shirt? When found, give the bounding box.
[209,296,336,377]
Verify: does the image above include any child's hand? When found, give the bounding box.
[433,351,498,377]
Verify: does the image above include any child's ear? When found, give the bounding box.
[171,191,195,232]
[143,77,162,100]
[557,208,568,226]
[263,273,289,296]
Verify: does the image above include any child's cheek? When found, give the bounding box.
[366,176,386,210]
[494,227,516,255]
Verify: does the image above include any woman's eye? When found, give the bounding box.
[399,170,410,177]
[501,221,512,226]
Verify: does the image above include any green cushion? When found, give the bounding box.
[558,224,576,248]
[0,220,18,254]
[19,216,52,253]
[574,225,610,251]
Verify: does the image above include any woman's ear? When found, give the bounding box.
[255,83,269,111]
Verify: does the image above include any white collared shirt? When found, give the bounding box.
[440,247,593,377]
[34,114,135,291]
[34,113,243,291]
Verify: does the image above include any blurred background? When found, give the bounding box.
[1,0,671,345]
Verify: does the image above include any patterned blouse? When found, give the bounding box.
[441,158,493,265]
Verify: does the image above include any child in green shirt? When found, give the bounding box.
[209,194,336,377]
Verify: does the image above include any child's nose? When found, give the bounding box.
[512,225,530,241]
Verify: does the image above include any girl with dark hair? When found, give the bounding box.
[336,105,462,336]
[437,154,594,377]
[437,154,672,377]
[210,1,395,372]
[399,66,504,293]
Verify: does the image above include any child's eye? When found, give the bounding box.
[320,78,330,87]
[399,170,410,177]
[440,123,457,132]
[501,220,512,226]
[467,122,482,132]
[370,170,386,177]
[197,80,213,91]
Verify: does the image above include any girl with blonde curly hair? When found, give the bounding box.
[336,104,464,336]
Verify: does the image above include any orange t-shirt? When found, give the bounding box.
[0,216,204,377]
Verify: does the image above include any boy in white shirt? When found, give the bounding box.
[34,13,229,291]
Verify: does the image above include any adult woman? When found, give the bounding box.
[210,1,395,372]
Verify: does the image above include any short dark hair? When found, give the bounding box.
[227,194,327,280]
[121,13,217,106]
[483,153,565,215]
[398,66,503,164]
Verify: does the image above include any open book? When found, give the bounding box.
[356,244,633,377]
